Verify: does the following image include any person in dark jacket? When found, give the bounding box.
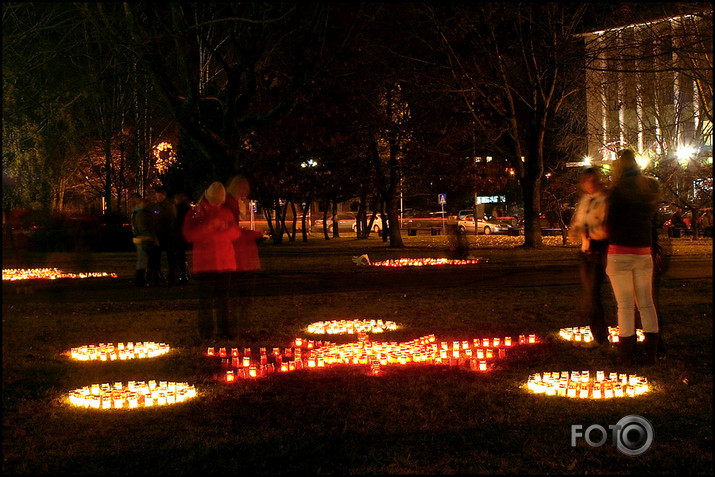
[131,195,158,287]
[173,191,192,284]
[183,182,241,340]
[605,149,661,366]
[147,185,178,286]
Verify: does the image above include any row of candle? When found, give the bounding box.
[526,371,649,398]
[210,334,538,382]
[69,342,171,361]
[2,268,118,281]
[370,258,483,267]
[67,380,197,409]
[208,334,535,361]
[559,326,646,344]
[306,319,399,335]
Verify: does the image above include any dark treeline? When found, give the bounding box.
[3,2,711,247]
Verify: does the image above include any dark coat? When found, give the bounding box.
[606,170,659,248]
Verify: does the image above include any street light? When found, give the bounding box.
[676,145,696,168]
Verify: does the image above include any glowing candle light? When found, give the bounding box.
[526,371,650,399]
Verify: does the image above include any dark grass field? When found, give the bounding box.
[2,234,712,475]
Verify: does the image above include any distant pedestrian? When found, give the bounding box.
[147,185,178,286]
[131,195,158,287]
[605,149,661,366]
[225,175,264,334]
[183,182,241,340]
[568,167,609,347]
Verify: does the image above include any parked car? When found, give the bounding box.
[401,210,452,235]
[353,212,385,233]
[314,212,357,233]
[458,214,506,235]
[458,209,474,220]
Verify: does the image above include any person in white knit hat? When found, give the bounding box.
[182,181,241,340]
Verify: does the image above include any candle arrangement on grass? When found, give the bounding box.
[306,319,398,335]
[369,258,483,267]
[559,326,645,345]
[67,342,170,361]
[526,370,650,398]
[211,333,539,382]
[67,380,197,409]
[2,268,118,281]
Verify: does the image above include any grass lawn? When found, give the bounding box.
[2,234,712,475]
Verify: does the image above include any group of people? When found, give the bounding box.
[131,176,264,341]
[130,185,190,287]
[569,149,662,367]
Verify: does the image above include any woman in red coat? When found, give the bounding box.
[183,182,241,339]
[225,175,265,331]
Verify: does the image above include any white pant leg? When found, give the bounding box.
[632,254,659,333]
[606,254,637,337]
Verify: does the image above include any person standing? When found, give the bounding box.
[173,191,192,284]
[147,185,178,286]
[182,182,241,340]
[568,167,609,347]
[605,149,661,366]
[225,175,264,334]
[130,195,158,287]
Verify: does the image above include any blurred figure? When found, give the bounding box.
[225,175,264,333]
[173,191,192,284]
[698,209,713,237]
[605,149,661,366]
[668,208,687,237]
[183,182,241,340]
[447,221,469,260]
[4,206,30,268]
[568,167,609,347]
[148,185,178,286]
[131,195,158,287]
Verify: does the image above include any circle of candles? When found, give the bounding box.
[3,268,118,281]
[68,381,197,409]
[559,326,646,343]
[526,371,649,399]
[70,342,170,361]
[369,258,482,267]
[306,319,399,335]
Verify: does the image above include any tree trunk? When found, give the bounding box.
[104,141,113,214]
[521,178,543,248]
[301,200,310,242]
[322,204,330,240]
[385,196,404,248]
[332,200,340,238]
[288,200,297,242]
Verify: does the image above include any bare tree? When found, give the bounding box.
[429,3,589,248]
